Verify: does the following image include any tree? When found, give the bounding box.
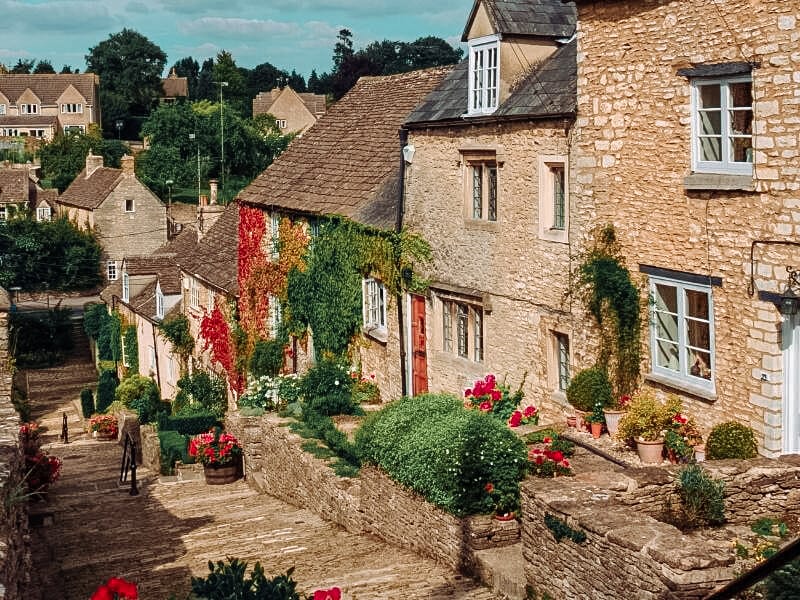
[59,65,74,74]
[196,58,215,102]
[212,50,249,116]
[172,56,200,99]
[10,59,35,74]
[39,126,127,191]
[307,70,321,93]
[287,70,306,92]
[85,29,167,134]
[401,36,464,70]
[247,61,284,102]
[33,60,55,74]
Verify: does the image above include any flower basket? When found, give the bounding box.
[89,414,119,440]
[189,428,243,484]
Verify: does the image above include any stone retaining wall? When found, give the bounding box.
[225,411,519,572]
[0,290,29,600]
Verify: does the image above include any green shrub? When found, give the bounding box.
[158,413,220,435]
[762,558,800,599]
[616,391,680,443]
[122,325,138,373]
[115,374,162,424]
[671,463,726,529]
[190,558,304,600]
[355,393,528,516]
[10,307,74,367]
[173,371,227,418]
[157,430,193,474]
[706,421,758,460]
[249,339,285,378]
[96,369,119,413]
[97,311,122,362]
[80,387,94,418]
[83,303,107,339]
[566,367,612,412]
[301,357,358,416]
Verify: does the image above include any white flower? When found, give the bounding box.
[334,380,340,386]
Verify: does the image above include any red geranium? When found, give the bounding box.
[313,588,341,600]
[91,577,138,600]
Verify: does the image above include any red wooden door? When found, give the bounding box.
[411,295,428,395]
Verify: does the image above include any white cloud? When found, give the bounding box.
[0,0,117,32]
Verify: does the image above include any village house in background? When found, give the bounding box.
[239,67,452,401]
[569,0,799,456]
[252,86,327,134]
[402,0,577,406]
[0,163,58,221]
[57,152,167,283]
[160,68,188,104]
[0,73,101,139]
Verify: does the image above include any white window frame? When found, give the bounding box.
[440,297,484,363]
[466,159,498,222]
[107,260,118,281]
[270,212,280,259]
[362,278,387,338]
[36,206,51,221]
[649,276,716,392]
[122,271,130,302]
[0,104,5,115]
[0,206,6,221]
[277,119,287,129]
[60,103,83,114]
[155,283,164,319]
[121,334,129,367]
[64,125,85,134]
[207,289,216,312]
[189,277,200,309]
[19,103,39,115]
[691,76,753,175]
[268,295,282,338]
[554,332,570,393]
[467,34,500,115]
[538,156,569,243]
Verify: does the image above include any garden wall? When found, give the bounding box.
[0,289,30,600]
[226,411,519,573]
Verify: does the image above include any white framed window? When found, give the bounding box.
[36,206,51,221]
[467,160,498,221]
[538,156,569,243]
[122,271,130,302]
[107,260,118,281]
[277,119,287,129]
[207,289,215,312]
[0,104,5,115]
[1,128,19,137]
[155,283,164,319]
[268,295,282,338]
[189,277,200,309]
[270,212,280,259]
[124,198,135,212]
[19,104,39,114]
[467,34,499,115]
[60,103,83,114]
[555,332,570,392]
[64,125,85,134]
[29,129,45,138]
[362,278,387,337]
[650,276,715,391]
[691,76,753,175]
[441,297,484,362]
[121,334,129,367]
[0,206,6,221]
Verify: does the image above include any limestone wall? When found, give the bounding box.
[0,289,29,600]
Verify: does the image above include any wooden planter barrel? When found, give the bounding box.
[203,463,240,485]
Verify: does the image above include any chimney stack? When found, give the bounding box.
[85,152,103,178]
[209,179,218,205]
[120,154,135,176]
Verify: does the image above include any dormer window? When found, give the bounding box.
[20,104,39,115]
[155,283,164,319]
[122,271,130,302]
[468,34,499,115]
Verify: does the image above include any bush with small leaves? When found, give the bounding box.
[706,421,758,460]
[80,387,94,418]
[95,369,119,414]
[672,463,726,529]
[566,367,612,412]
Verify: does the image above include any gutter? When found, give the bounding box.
[404,111,576,131]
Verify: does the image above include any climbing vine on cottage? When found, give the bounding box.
[199,303,244,394]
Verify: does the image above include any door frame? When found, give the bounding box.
[783,313,799,454]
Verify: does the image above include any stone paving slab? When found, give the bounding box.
[23,362,501,600]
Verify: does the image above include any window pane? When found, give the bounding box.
[472,166,482,219]
[552,166,565,230]
[442,301,452,352]
[729,81,752,108]
[686,319,710,352]
[656,311,679,343]
[688,349,712,380]
[731,134,753,163]
[699,110,721,136]
[655,284,678,313]
[698,85,721,109]
[656,339,680,371]
[457,304,468,358]
[685,290,709,320]
[487,166,497,221]
[557,334,570,391]
[473,308,483,362]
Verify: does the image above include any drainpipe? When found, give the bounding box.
[396,127,409,397]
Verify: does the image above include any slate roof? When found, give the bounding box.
[0,73,99,104]
[58,167,122,210]
[406,39,576,126]
[462,0,576,41]
[0,169,27,204]
[179,202,239,295]
[239,67,453,229]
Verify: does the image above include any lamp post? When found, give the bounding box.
[189,132,200,202]
[115,120,123,140]
[165,179,173,220]
[215,81,228,201]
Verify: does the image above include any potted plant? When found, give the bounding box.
[484,482,519,520]
[566,367,612,432]
[603,394,631,438]
[585,401,606,439]
[665,413,703,463]
[616,391,681,463]
[89,414,119,440]
[188,428,243,484]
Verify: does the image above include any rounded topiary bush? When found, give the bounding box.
[355,394,528,516]
[566,367,613,412]
[80,387,94,418]
[95,369,119,414]
[115,374,163,424]
[706,421,757,460]
[301,356,358,416]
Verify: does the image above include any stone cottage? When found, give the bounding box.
[57,153,167,283]
[402,0,577,407]
[569,0,800,455]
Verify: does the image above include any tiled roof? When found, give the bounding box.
[405,39,576,125]
[58,167,122,210]
[0,73,99,105]
[179,202,239,295]
[297,92,327,116]
[0,115,59,127]
[462,0,576,40]
[238,67,453,229]
[162,71,189,98]
[0,169,27,204]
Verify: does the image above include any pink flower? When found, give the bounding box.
[90,586,114,600]
[464,388,473,398]
[542,437,552,444]
[547,450,564,462]
[314,588,341,600]
[490,389,502,402]
[508,411,522,427]
[479,401,493,412]
[561,459,570,468]
[107,578,138,599]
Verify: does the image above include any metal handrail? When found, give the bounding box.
[119,432,139,496]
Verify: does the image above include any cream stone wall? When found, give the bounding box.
[405,120,576,416]
[571,0,800,454]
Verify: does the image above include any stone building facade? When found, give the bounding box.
[252,87,326,135]
[402,0,578,411]
[570,0,800,454]
[58,153,167,283]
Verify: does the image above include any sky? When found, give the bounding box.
[0,0,470,78]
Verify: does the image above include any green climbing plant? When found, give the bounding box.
[572,224,641,397]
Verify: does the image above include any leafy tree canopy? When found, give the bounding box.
[39,125,128,191]
[32,60,55,74]
[10,58,35,74]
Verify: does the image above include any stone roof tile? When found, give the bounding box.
[463,0,576,40]
[0,73,99,105]
[58,167,122,210]
[179,202,239,295]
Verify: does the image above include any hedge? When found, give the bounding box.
[158,413,220,436]
[158,430,194,474]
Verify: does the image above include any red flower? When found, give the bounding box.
[490,389,502,402]
[313,588,341,600]
[535,455,544,465]
[542,437,552,444]
[508,411,522,427]
[479,401,492,412]
[90,586,114,600]
[547,450,564,462]
[485,482,494,494]
[561,459,571,468]
[107,577,138,599]
[523,406,537,418]
[464,388,473,398]
[673,413,688,425]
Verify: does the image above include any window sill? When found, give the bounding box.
[684,173,755,192]
[538,229,569,244]
[362,326,388,344]
[464,219,499,232]
[644,372,717,403]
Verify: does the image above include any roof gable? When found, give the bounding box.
[0,74,98,105]
[462,0,577,41]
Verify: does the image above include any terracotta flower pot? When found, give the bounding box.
[494,511,516,522]
[602,409,626,438]
[590,422,603,439]
[636,438,665,464]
